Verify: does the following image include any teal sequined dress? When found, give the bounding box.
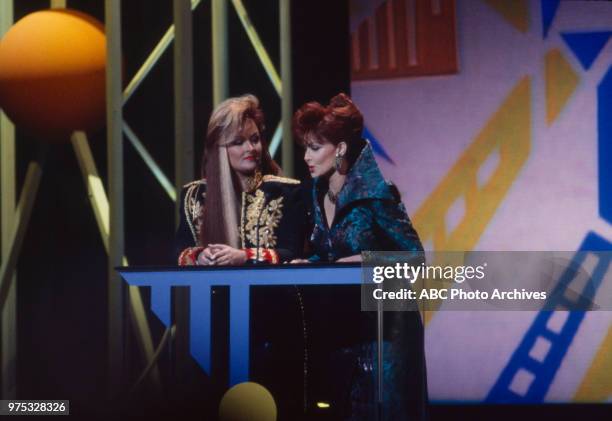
[305,140,428,420]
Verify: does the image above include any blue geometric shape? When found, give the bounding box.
[363,126,394,165]
[561,32,612,70]
[151,285,170,326]
[598,65,612,224]
[229,284,250,385]
[486,233,612,403]
[582,230,612,251]
[541,0,561,39]
[190,285,212,374]
[118,265,363,386]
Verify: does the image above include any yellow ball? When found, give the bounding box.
[0,9,106,140]
[219,382,277,421]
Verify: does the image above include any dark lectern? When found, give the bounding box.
[117,264,363,387]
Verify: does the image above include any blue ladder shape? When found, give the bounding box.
[486,232,612,403]
[598,65,612,225]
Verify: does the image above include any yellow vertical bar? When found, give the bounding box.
[71,132,163,393]
[212,0,229,105]
[0,0,16,400]
[105,0,125,395]
[280,0,293,176]
[174,0,195,226]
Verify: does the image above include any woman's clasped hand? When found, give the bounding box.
[196,244,247,266]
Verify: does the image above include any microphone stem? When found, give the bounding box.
[255,195,268,262]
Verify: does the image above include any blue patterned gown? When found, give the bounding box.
[304,140,428,420]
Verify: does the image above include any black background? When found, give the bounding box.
[11,0,349,418]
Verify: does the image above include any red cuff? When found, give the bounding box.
[243,248,279,264]
[178,247,204,266]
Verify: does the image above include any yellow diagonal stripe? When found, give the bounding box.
[483,0,529,33]
[574,324,612,402]
[545,49,580,126]
[231,0,282,95]
[413,77,531,251]
[484,0,529,33]
[412,77,532,323]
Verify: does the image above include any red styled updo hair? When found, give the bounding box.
[293,93,366,166]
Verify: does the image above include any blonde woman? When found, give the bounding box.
[175,95,308,418]
[176,94,306,265]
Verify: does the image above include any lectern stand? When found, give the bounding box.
[117,264,364,386]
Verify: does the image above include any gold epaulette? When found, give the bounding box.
[262,174,300,184]
[182,179,206,189]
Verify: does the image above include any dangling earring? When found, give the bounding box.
[334,150,345,172]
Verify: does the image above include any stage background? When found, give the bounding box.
[350,0,612,404]
[4,0,611,416]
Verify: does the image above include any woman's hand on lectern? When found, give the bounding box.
[197,247,216,265]
[209,244,247,266]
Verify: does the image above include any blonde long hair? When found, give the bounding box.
[200,94,280,247]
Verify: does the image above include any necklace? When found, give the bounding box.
[244,170,263,193]
[327,188,339,204]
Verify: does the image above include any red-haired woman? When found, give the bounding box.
[175,94,305,265]
[293,93,428,420]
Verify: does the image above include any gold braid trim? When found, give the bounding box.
[182,179,206,188]
[262,174,300,184]
[183,180,206,245]
[242,190,284,249]
[244,170,263,193]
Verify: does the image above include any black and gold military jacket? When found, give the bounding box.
[175,175,307,263]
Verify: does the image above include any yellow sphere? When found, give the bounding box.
[0,9,106,140]
[219,382,277,421]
